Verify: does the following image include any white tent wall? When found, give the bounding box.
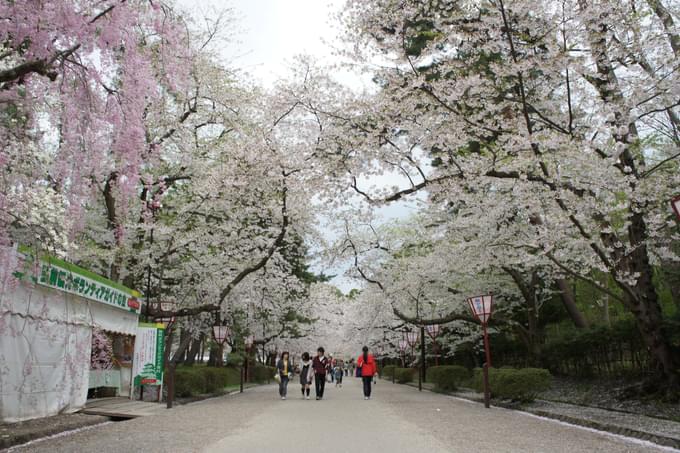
[0,280,139,422]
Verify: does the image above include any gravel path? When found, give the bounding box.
[8,379,677,453]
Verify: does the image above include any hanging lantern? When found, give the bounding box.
[406,331,419,347]
[467,294,494,324]
[245,335,254,350]
[398,340,408,352]
[426,324,441,339]
[212,325,231,344]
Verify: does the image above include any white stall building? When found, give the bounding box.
[0,248,141,422]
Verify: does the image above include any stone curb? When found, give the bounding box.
[393,379,680,450]
[1,414,109,451]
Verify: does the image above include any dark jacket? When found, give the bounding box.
[277,358,293,378]
[312,355,329,375]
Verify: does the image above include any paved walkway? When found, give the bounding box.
[9,379,677,453]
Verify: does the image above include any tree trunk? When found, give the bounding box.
[625,219,680,393]
[207,343,224,367]
[645,0,680,57]
[556,279,589,328]
[576,0,679,393]
[184,333,204,366]
[178,329,190,363]
[504,268,544,366]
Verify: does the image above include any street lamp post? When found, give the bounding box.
[241,335,254,393]
[426,324,441,366]
[405,331,420,391]
[420,325,426,389]
[398,339,408,383]
[152,301,176,408]
[467,294,494,408]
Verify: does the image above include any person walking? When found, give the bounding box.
[312,347,329,400]
[276,351,293,400]
[356,346,377,400]
[334,364,344,388]
[299,352,314,400]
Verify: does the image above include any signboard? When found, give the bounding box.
[132,323,165,386]
[19,246,141,314]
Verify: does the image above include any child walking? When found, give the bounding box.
[299,352,314,400]
[334,364,344,388]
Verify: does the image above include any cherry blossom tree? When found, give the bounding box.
[1,1,196,259]
[294,0,679,392]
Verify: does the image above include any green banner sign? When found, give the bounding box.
[132,323,165,386]
[19,246,141,314]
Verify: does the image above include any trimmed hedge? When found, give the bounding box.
[394,367,416,384]
[251,365,276,383]
[174,366,241,397]
[473,367,551,403]
[381,365,397,380]
[427,365,471,391]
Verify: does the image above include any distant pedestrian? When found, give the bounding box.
[276,351,293,400]
[299,352,314,400]
[356,346,377,400]
[334,365,344,388]
[312,347,329,400]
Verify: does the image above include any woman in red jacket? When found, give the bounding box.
[356,346,377,400]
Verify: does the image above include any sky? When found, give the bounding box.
[175,0,423,292]
[176,0,343,85]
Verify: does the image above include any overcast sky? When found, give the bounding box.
[175,0,422,292]
[176,0,343,85]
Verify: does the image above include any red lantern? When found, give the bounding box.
[405,331,419,347]
[467,293,494,409]
[467,294,494,324]
[672,196,680,222]
[212,326,231,344]
[425,324,441,339]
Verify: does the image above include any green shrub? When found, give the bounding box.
[382,365,396,380]
[427,365,471,391]
[394,367,416,383]
[203,367,229,393]
[174,365,243,397]
[473,367,552,403]
[174,367,205,397]
[251,365,276,383]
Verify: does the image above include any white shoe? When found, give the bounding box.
[282,396,286,400]
[364,396,368,400]
[306,396,310,400]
